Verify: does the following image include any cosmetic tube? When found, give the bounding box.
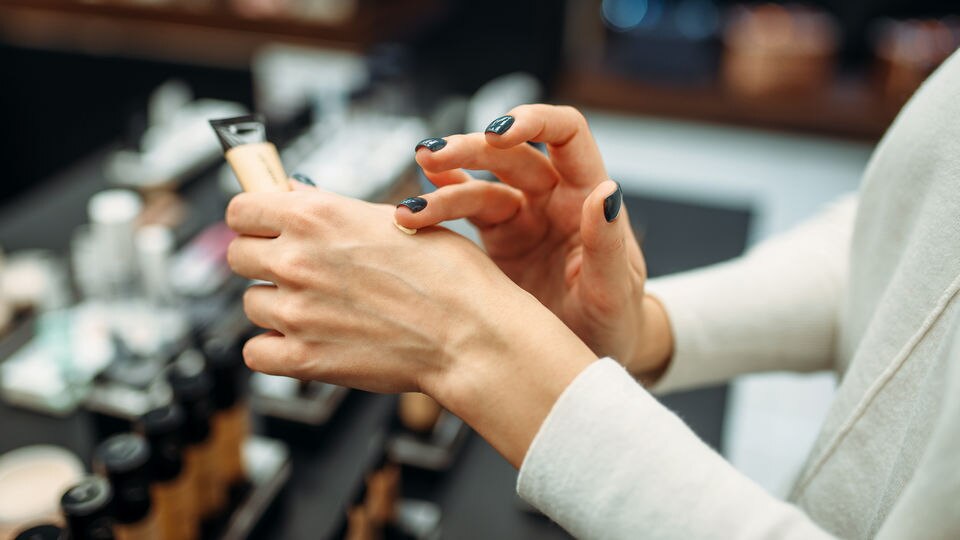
[60,476,115,540]
[93,434,159,540]
[137,405,197,540]
[398,393,442,434]
[166,352,225,519]
[13,524,64,540]
[209,115,290,193]
[203,338,248,490]
[364,459,400,528]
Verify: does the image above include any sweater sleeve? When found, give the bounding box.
[646,194,857,394]
[517,358,835,540]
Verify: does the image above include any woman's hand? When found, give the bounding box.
[395,105,672,376]
[225,188,597,465]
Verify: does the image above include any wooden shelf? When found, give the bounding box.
[557,64,904,141]
[0,0,442,67]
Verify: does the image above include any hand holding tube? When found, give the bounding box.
[225,189,596,465]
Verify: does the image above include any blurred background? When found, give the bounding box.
[0,1,957,539]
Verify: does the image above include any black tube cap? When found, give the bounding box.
[93,434,152,524]
[14,525,64,540]
[61,476,115,540]
[167,350,213,444]
[138,405,185,482]
[203,337,244,410]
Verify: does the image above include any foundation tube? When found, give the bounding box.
[93,434,160,540]
[364,459,400,528]
[166,353,225,520]
[203,338,248,491]
[398,392,442,434]
[137,405,197,540]
[209,115,290,193]
[60,476,115,540]
[13,525,64,540]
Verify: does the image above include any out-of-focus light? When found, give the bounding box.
[601,0,650,31]
[675,0,720,40]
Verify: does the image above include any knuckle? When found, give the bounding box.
[272,248,312,284]
[560,105,587,126]
[276,296,308,333]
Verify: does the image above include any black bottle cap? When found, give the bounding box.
[203,337,244,410]
[167,350,213,444]
[93,434,152,524]
[137,405,185,482]
[61,476,115,540]
[14,525,63,540]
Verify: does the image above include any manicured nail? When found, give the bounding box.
[397,197,428,213]
[485,115,515,135]
[291,173,316,187]
[415,138,447,152]
[603,182,623,223]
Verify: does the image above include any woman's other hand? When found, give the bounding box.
[395,105,671,377]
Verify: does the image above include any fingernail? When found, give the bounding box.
[397,197,428,213]
[292,173,316,187]
[485,115,515,135]
[415,138,447,152]
[603,182,623,223]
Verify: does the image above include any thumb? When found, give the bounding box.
[579,180,632,305]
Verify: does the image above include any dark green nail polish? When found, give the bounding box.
[398,197,428,213]
[485,115,515,135]
[415,138,447,152]
[603,182,623,223]
[292,173,316,187]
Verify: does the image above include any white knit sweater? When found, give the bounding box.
[517,50,960,539]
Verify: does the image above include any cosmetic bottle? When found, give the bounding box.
[166,351,225,520]
[202,338,248,492]
[13,524,64,540]
[137,405,197,540]
[60,476,115,540]
[363,457,400,530]
[86,190,143,299]
[340,482,374,540]
[397,393,442,434]
[93,434,159,540]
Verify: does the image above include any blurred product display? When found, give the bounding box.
[872,16,960,104]
[722,4,839,97]
[601,0,723,84]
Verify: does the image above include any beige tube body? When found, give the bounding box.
[224,142,290,193]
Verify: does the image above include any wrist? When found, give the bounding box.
[430,287,596,468]
[629,294,674,384]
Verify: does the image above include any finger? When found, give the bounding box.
[228,236,278,282]
[225,192,293,237]
[242,284,282,331]
[242,331,308,377]
[289,174,317,191]
[416,133,560,194]
[422,168,472,189]
[485,104,606,188]
[394,181,524,230]
[579,181,635,308]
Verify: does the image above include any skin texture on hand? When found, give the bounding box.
[395,104,673,378]
[225,185,596,466]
